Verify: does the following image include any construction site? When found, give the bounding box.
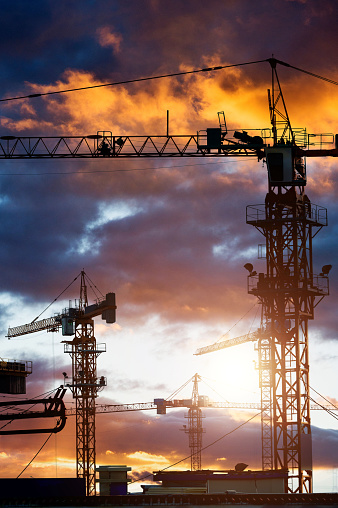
[1,54,338,507]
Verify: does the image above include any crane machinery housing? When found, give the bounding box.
[2,58,338,495]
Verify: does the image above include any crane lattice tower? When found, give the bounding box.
[63,271,110,496]
[245,61,329,493]
[183,374,205,471]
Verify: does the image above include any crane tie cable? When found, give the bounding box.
[31,273,81,322]
[1,58,337,105]
[0,59,269,103]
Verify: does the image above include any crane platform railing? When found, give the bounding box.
[0,358,32,374]
[0,133,266,159]
[0,127,337,160]
[246,203,328,227]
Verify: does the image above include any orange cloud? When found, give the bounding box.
[96,26,123,53]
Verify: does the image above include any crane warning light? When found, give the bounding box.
[265,146,306,186]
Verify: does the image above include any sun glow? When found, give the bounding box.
[195,341,260,405]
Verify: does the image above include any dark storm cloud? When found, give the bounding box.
[0,158,259,329]
[1,0,337,100]
[0,169,100,299]
[0,1,118,90]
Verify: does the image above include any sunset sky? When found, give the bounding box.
[0,0,338,494]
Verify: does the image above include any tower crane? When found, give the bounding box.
[195,327,274,474]
[6,271,116,496]
[1,58,337,494]
[243,60,330,495]
[67,374,262,473]
[195,59,333,493]
[180,374,204,471]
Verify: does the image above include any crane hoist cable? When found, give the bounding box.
[30,273,81,323]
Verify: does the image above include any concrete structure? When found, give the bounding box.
[96,465,131,495]
[143,470,288,495]
[207,470,287,494]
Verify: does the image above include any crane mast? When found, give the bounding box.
[182,374,205,471]
[193,59,331,493]
[62,272,101,496]
[246,60,329,493]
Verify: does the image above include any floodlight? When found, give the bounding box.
[320,264,332,276]
[235,462,248,472]
[244,263,257,276]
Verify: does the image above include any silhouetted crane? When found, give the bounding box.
[2,58,337,494]
[6,271,116,496]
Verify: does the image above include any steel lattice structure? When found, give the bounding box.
[247,194,328,493]
[0,133,266,159]
[64,320,99,497]
[258,331,273,471]
[7,271,116,497]
[243,60,330,493]
[181,374,205,471]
